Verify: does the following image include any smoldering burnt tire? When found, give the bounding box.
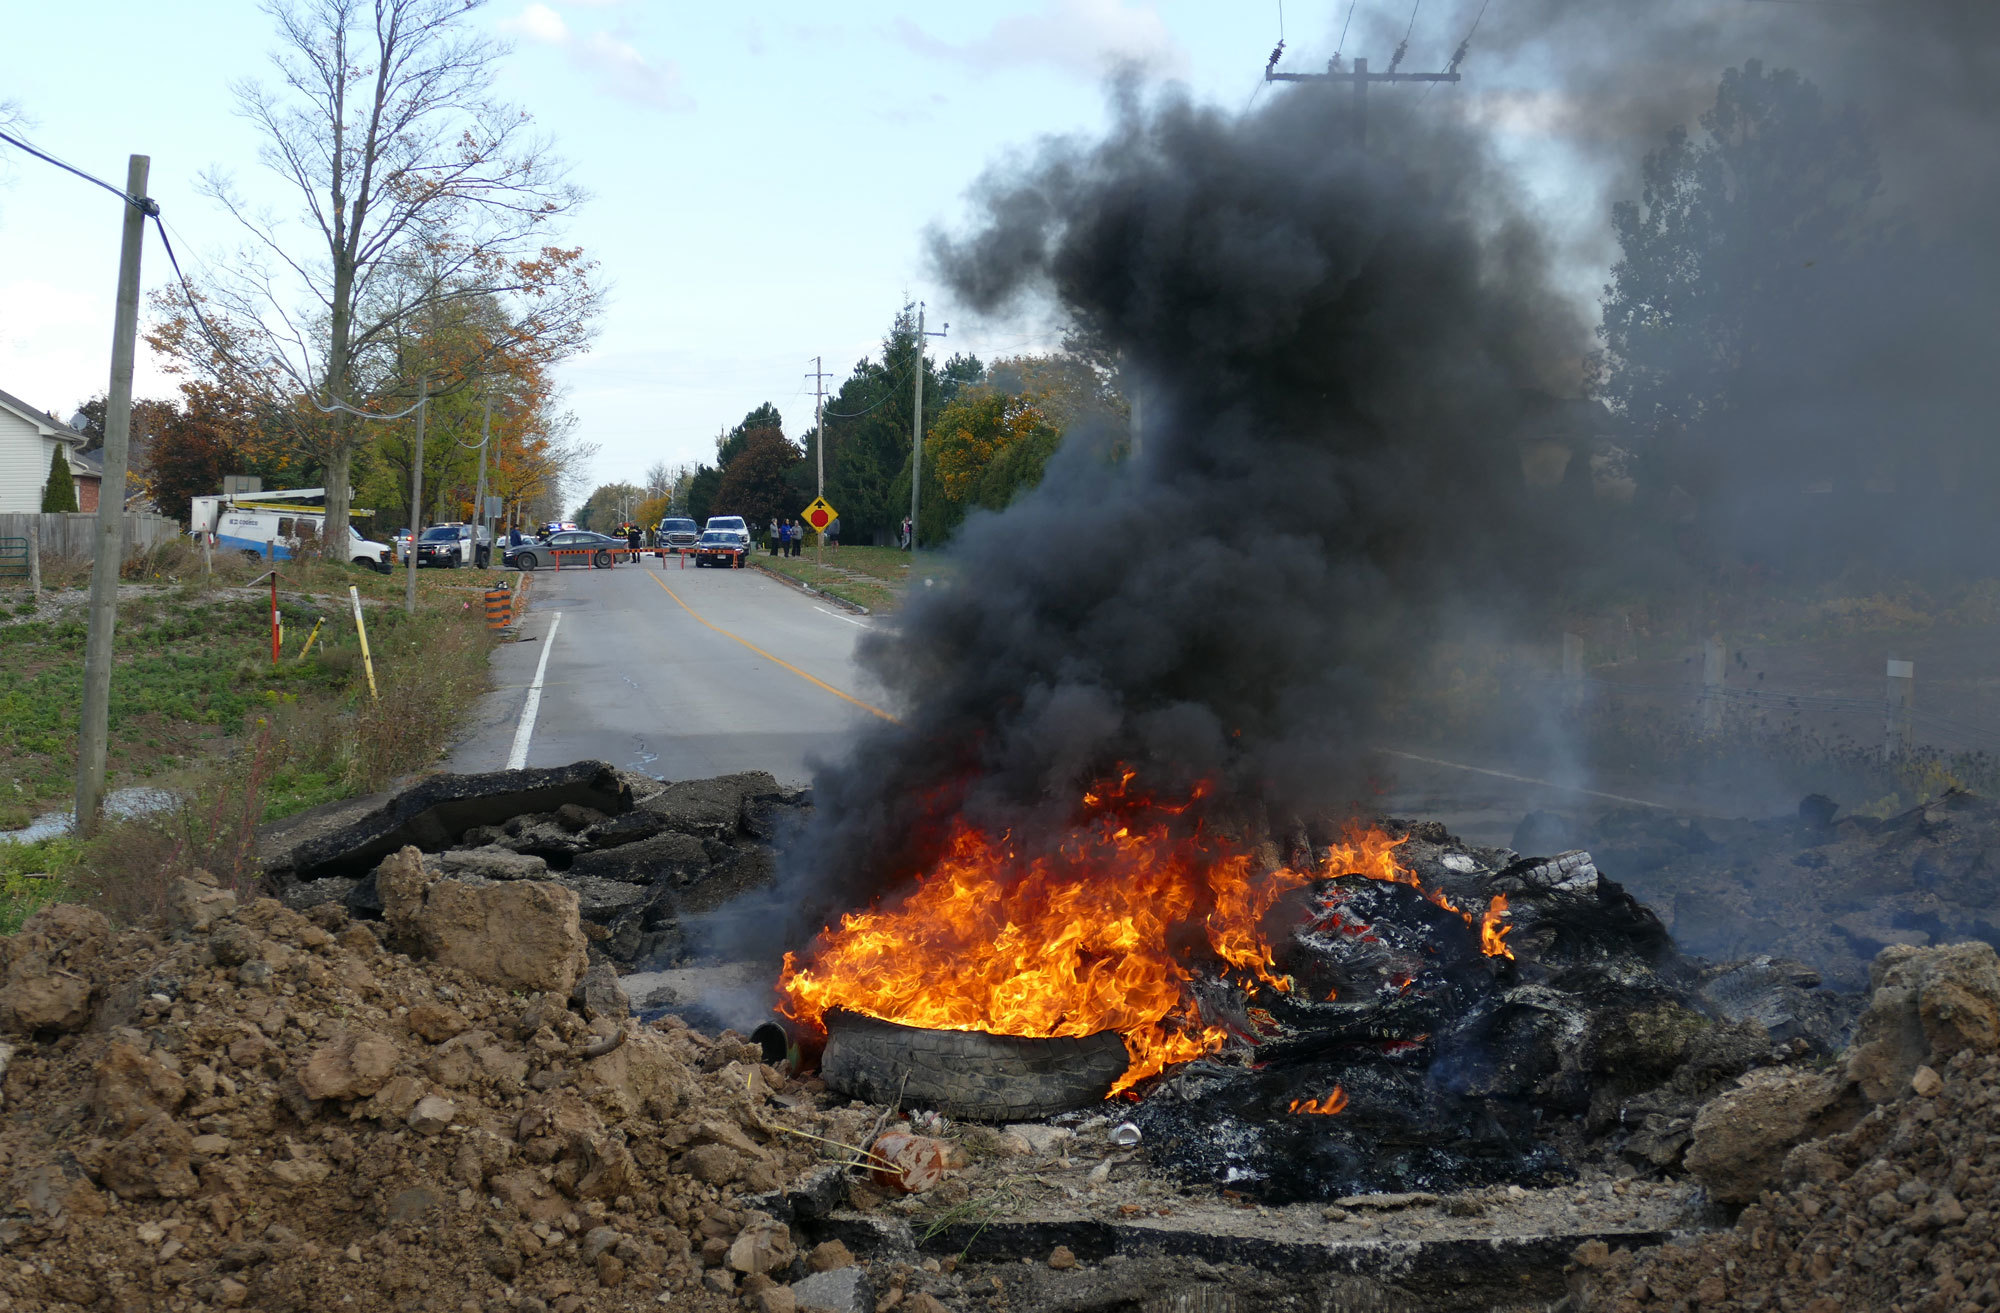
[820,1009,1129,1122]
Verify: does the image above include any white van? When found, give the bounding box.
[190,491,394,571]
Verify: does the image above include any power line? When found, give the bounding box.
[1390,0,1422,72]
[821,357,919,419]
[1424,0,1493,102]
[1336,0,1361,60]
[0,129,150,212]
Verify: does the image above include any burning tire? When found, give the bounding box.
[821,1010,1128,1122]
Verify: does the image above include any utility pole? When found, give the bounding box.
[1265,55,1459,148]
[806,356,833,566]
[471,392,492,568]
[74,154,151,838]
[403,382,429,614]
[807,356,832,501]
[909,303,948,551]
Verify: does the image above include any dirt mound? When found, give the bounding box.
[1572,941,2000,1311]
[0,861,861,1313]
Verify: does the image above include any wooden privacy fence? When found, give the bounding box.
[0,511,178,562]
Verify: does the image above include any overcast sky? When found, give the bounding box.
[0,0,1746,492]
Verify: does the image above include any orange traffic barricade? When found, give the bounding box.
[484,586,513,630]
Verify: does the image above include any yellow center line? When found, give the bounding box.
[645,569,901,723]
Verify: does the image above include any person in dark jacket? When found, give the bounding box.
[626,524,642,555]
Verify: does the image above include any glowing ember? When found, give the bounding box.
[1289,1086,1349,1115]
[780,773,1511,1097]
[1481,894,1515,960]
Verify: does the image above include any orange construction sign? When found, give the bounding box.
[802,497,837,533]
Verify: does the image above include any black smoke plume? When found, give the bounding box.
[734,0,2000,949]
[758,84,1591,940]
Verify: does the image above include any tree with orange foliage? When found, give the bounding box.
[922,353,1126,540]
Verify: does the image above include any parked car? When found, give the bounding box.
[657,517,699,551]
[691,529,748,568]
[414,523,492,569]
[704,515,748,536]
[506,528,620,571]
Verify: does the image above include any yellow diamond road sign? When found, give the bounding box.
[803,497,837,533]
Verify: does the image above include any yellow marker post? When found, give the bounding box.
[296,616,324,661]
[349,585,379,700]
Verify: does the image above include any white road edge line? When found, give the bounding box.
[506,611,563,770]
[814,606,870,628]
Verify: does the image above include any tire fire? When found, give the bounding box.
[779,772,1514,1096]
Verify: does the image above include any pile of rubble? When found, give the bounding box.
[1572,939,2000,1311]
[260,762,809,972]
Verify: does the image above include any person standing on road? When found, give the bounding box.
[626,523,642,557]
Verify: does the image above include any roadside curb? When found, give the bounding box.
[747,560,873,616]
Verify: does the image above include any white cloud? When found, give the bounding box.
[500,2,569,45]
[895,0,1185,80]
[499,3,692,112]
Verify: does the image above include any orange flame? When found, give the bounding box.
[1289,1086,1349,1115]
[780,777,1510,1098]
[1481,894,1515,960]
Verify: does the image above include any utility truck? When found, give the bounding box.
[188,488,394,571]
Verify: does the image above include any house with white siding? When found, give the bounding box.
[0,386,89,513]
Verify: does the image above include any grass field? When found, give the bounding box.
[751,543,954,613]
[1,539,503,929]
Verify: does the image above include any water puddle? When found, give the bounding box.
[1,786,178,844]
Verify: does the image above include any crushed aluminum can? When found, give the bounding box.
[1108,1122,1142,1147]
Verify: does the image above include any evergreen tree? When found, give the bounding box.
[687,465,723,525]
[807,307,981,544]
[1595,61,1885,503]
[41,444,78,513]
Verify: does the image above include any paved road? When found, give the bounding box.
[447,558,892,784]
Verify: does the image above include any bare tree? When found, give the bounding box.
[185,0,595,550]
